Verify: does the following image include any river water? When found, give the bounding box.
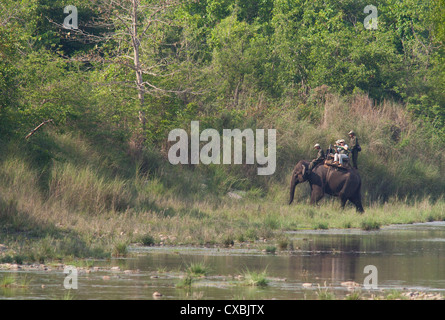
[1,222,444,300]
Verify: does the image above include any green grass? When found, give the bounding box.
[0,128,444,263]
[176,275,195,288]
[0,275,16,288]
[138,234,155,246]
[61,290,76,300]
[60,259,95,269]
[360,219,381,231]
[383,290,408,300]
[316,289,335,300]
[0,275,30,289]
[186,262,211,277]
[314,222,329,230]
[277,237,290,250]
[264,246,276,254]
[345,291,363,300]
[112,241,128,257]
[242,268,269,287]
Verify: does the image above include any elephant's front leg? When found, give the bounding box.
[310,186,324,205]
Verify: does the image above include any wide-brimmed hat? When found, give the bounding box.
[314,144,320,148]
[348,130,355,135]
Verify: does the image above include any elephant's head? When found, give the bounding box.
[289,161,309,205]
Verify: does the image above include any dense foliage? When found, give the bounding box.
[1,0,444,200]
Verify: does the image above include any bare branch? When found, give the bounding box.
[25,120,54,140]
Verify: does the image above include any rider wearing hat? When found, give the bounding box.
[348,130,360,169]
[334,139,349,166]
[304,144,326,178]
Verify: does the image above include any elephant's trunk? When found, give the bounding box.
[289,173,297,205]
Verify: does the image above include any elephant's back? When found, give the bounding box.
[324,167,361,193]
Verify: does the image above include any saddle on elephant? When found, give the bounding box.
[324,158,352,171]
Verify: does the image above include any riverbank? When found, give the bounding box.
[1,190,444,264]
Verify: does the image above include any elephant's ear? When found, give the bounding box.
[293,162,305,175]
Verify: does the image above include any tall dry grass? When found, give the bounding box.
[48,162,131,214]
[0,94,444,261]
[269,92,444,202]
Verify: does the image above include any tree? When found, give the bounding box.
[51,0,189,132]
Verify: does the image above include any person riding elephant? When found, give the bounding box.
[334,139,349,166]
[304,144,325,178]
[348,130,360,169]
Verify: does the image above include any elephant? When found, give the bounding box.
[289,160,364,213]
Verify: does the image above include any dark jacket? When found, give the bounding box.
[314,148,325,161]
[349,136,360,152]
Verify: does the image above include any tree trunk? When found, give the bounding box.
[131,0,146,131]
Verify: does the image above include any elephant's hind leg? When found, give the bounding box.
[339,182,352,210]
[349,196,364,213]
[340,195,348,209]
